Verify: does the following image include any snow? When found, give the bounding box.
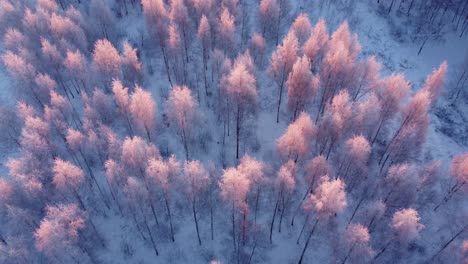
[0,0,467,263]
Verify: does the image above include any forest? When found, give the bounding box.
[0,0,467,263]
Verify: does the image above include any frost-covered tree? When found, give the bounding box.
[92,39,122,87]
[217,6,236,55]
[52,158,86,209]
[130,85,156,141]
[226,55,257,159]
[198,14,211,95]
[121,41,143,85]
[291,14,311,45]
[341,224,374,264]
[304,18,329,71]
[391,208,425,243]
[286,56,320,118]
[35,204,90,263]
[317,90,353,159]
[166,85,198,160]
[270,160,296,241]
[435,153,468,211]
[268,30,299,122]
[372,74,410,144]
[183,160,210,245]
[248,32,266,67]
[299,176,347,263]
[339,135,371,190]
[259,0,279,39]
[146,156,180,242]
[238,154,266,224]
[219,167,251,252]
[277,112,315,162]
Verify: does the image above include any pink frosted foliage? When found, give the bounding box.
[104,159,126,186]
[291,13,312,44]
[268,30,299,84]
[121,136,159,170]
[146,157,171,192]
[422,61,447,103]
[52,158,84,192]
[167,85,198,135]
[130,85,156,138]
[112,79,130,113]
[237,154,266,185]
[217,7,235,50]
[277,112,315,160]
[286,55,319,114]
[92,39,122,79]
[183,160,210,200]
[219,167,251,211]
[344,135,371,167]
[303,18,329,66]
[305,155,330,187]
[450,153,468,183]
[276,160,296,193]
[35,204,86,256]
[391,208,424,243]
[304,175,347,218]
[344,224,374,260]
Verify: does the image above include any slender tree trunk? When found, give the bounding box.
[373,240,392,262]
[254,187,261,224]
[276,74,286,123]
[192,199,202,245]
[236,102,241,159]
[164,193,175,242]
[346,195,365,228]
[298,218,320,264]
[341,245,355,264]
[296,213,310,244]
[143,218,159,256]
[232,204,237,253]
[270,198,279,243]
[431,223,468,261]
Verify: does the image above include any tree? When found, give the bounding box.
[317,90,352,159]
[248,33,266,67]
[384,163,419,207]
[434,153,467,211]
[219,167,251,254]
[121,41,143,85]
[237,154,266,224]
[52,158,86,210]
[123,177,160,256]
[286,56,320,118]
[318,21,360,117]
[92,39,122,87]
[372,74,410,144]
[141,0,173,86]
[291,14,311,45]
[341,224,374,264]
[217,6,236,55]
[268,29,299,122]
[112,79,133,135]
[391,208,424,243]
[270,160,296,241]
[198,15,211,95]
[422,61,448,104]
[299,176,347,264]
[130,85,156,141]
[89,0,116,40]
[259,0,279,38]
[166,85,198,160]
[64,49,88,93]
[35,204,90,263]
[183,160,210,245]
[226,55,257,159]
[340,135,371,190]
[350,56,381,101]
[145,156,180,242]
[277,112,315,162]
[169,0,190,63]
[303,18,329,71]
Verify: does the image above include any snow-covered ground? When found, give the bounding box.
[0,0,467,263]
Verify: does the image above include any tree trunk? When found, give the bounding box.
[192,199,202,245]
[269,198,279,243]
[296,213,310,244]
[163,193,175,242]
[431,223,468,261]
[298,218,319,264]
[236,102,241,159]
